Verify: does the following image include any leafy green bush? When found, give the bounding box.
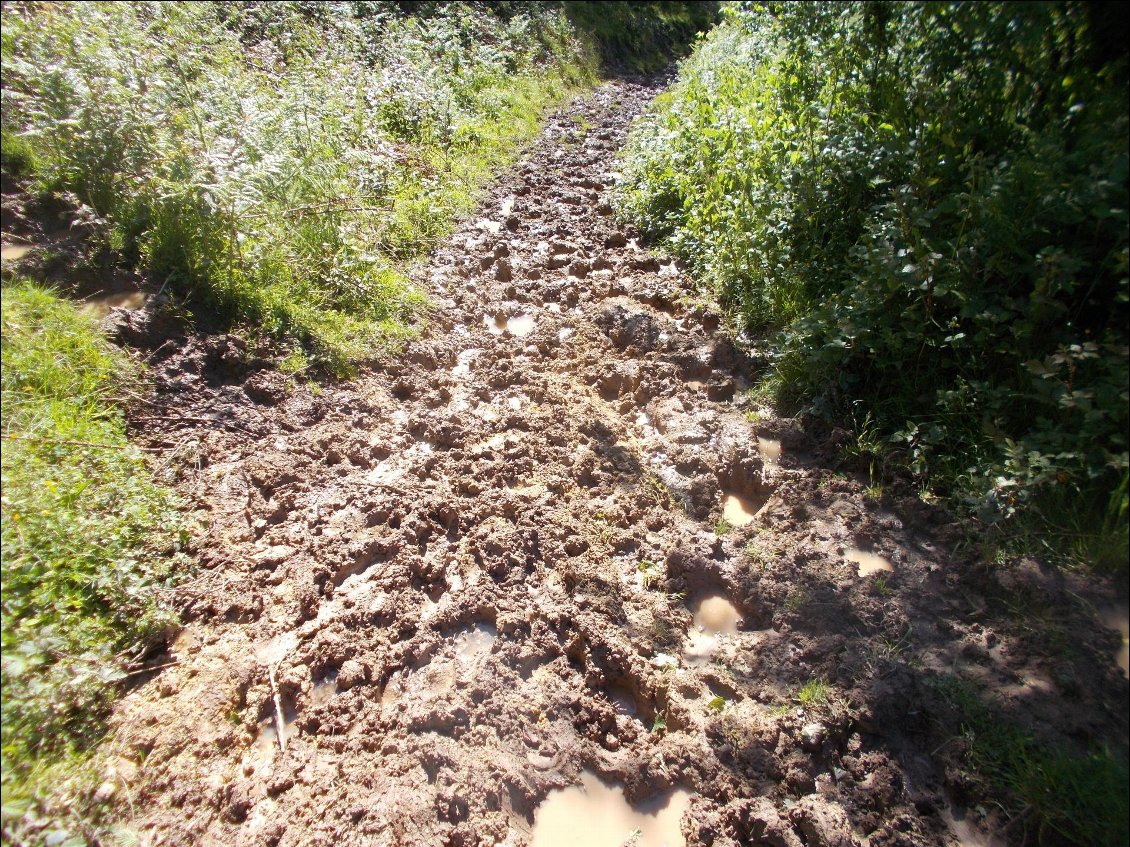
[616,2,1129,553]
[1,1,597,371]
[1,281,187,827]
[564,1,721,72]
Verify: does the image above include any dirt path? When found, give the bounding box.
[99,81,1128,847]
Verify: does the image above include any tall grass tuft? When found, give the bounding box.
[1,2,599,372]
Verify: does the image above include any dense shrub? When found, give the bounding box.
[1,1,597,371]
[564,1,721,72]
[617,1,1129,557]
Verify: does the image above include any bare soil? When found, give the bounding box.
[22,80,1128,847]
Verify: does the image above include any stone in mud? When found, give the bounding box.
[605,232,627,248]
[686,474,721,520]
[337,659,367,691]
[800,722,826,752]
[546,254,571,270]
[495,258,513,282]
[568,259,591,278]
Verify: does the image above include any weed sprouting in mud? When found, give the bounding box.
[637,559,661,590]
[794,679,830,708]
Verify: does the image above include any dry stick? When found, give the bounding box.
[268,664,287,754]
[123,659,180,678]
[131,414,257,435]
[151,434,195,475]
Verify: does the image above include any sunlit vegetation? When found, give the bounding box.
[1,1,600,372]
[616,1,1129,568]
[1,281,188,842]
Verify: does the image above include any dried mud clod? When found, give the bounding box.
[95,78,1128,847]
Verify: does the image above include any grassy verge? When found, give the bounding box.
[1,280,187,845]
[934,674,1129,846]
[614,1,1128,569]
[1,1,600,373]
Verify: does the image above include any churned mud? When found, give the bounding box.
[50,81,1127,846]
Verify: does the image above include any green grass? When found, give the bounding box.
[934,674,1129,847]
[794,678,830,707]
[1,280,187,844]
[1,2,601,374]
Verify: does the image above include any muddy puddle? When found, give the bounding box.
[1099,605,1129,676]
[530,770,689,847]
[1,242,34,261]
[684,595,742,665]
[451,349,481,377]
[454,622,497,662]
[311,672,337,707]
[757,436,781,469]
[846,547,894,577]
[78,291,149,318]
[941,806,1006,847]
[721,492,762,526]
[484,311,536,336]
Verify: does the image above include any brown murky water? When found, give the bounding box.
[721,493,759,526]
[684,595,741,665]
[484,311,536,337]
[1,242,34,261]
[530,769,689,847]
[311,673,337,707]
[846,547,894,577]
[941,806,1007,847]
[78,291,149,318]
[1099,605,1129,676]
[454,622,497,663]
[757,436,781,469]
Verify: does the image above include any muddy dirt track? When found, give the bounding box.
[93,80,1127,847]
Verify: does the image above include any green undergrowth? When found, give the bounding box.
[1,280,188,845]
[616,1,1129,567]
[1,1,600,373]
[934,674,1129,846]
[564,1,721,73]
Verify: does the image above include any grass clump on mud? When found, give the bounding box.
[615,1,1129,567]
[1,281,187,844]
[934,674,1129,847]
[1,1,600,373]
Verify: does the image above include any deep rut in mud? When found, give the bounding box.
[100,81,1128,847]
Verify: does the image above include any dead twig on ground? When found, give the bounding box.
[268,664,287,753]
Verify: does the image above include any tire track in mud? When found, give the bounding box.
[104,80,1128,847]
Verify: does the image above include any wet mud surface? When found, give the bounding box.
[89,81,1128,846]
